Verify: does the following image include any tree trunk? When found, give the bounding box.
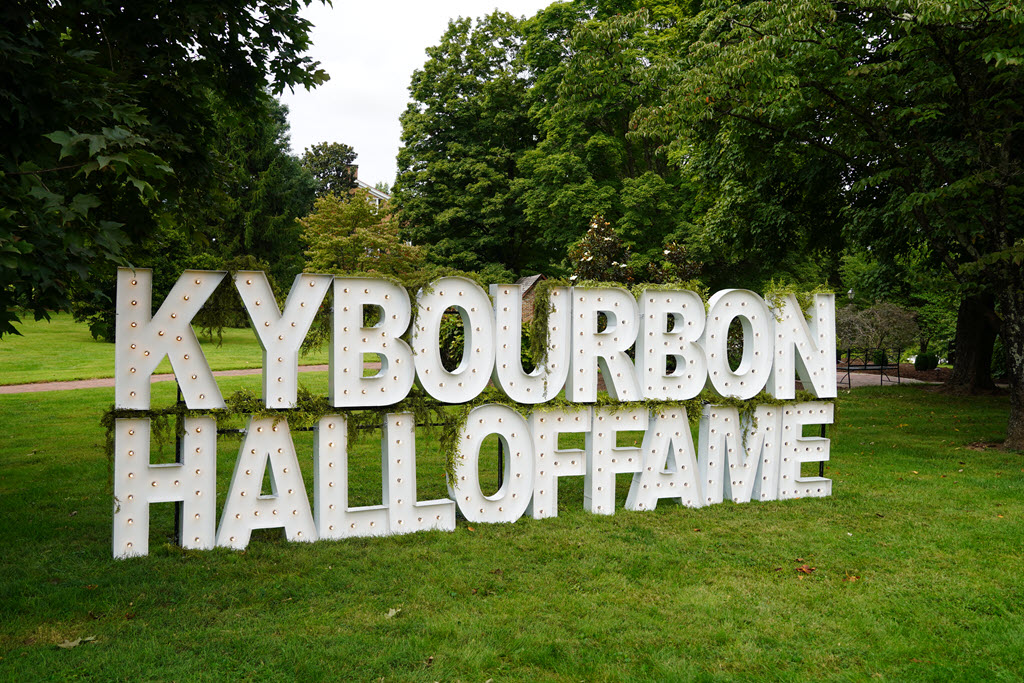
[998,288,1024,451]
[946,294,998,392]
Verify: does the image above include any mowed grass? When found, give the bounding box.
[0,381,1022,680]
[0,313,331,385]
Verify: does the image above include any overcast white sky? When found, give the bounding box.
[280,1,556,189]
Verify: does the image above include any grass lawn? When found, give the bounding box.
[0,381,1022,680]
[0,313,332,385]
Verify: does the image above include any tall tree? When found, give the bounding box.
[518,6,698,270]
[301,141,358,197]
[0,0,327,336]
[394,12,539,273]
[213,95,316,286]
[640,0,1023,447]
[68,93,316,340]
[301,188,423,279]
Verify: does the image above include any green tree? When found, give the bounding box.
[0,0,327,337]
[518,7,696,267]
[212,95,316,286]
[66,93,315,340]
[300,141,358,197]
[640,0,1024,447]
[394,12,540,273]
[301,189,423,279]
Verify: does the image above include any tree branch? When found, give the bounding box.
[9,162,87,176]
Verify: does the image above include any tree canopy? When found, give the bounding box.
[0,0,328,336]
[635,0,1021,444]
[393,0,1023,446]
[301,141,359,197]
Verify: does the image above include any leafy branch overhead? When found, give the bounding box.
[0,0,330,337]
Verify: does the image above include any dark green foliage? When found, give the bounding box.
[636,0,1023,445]
[209,95,316,287]
[300,141,358,197]
[437,309,466,372]
[915,353,939,372]
[0,0,327,337]
[66,92,315,341]
[518,7,695,266]
[394,12,539,273]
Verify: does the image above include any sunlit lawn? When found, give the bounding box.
[0,379,1021,680]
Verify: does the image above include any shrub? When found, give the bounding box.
[836,303,919,352]
[915,352,939,371]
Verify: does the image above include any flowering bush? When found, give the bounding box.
[567,217,634,284]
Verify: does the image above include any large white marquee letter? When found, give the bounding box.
[700,289,773,399]
[490,284,571,403]
[332,278,415,407]
[314,415,389,539]
[584,407,648,515]
[217,417,317,550]
[778,403,833,500]
[697,405,782,505]
[113,417,217,559]
[115,268,226,409]
[383,413,456,533]
[768,293,837,399]
[626,408,702,510]
[413,277,494,403]
[236,271,331,408]
[527,408,592,519]
[637,289,707,400]
[567,287,642,402]
[450,405,534,523]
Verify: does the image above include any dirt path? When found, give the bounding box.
[1,365,918,395]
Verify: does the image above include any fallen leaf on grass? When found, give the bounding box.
[467,526,475,532]
[84,585,98,590]
[843,573,860,582]
[425,655,434,667]
[796,565,816,575]
[57,636,96,650]
[385,607,401,619]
